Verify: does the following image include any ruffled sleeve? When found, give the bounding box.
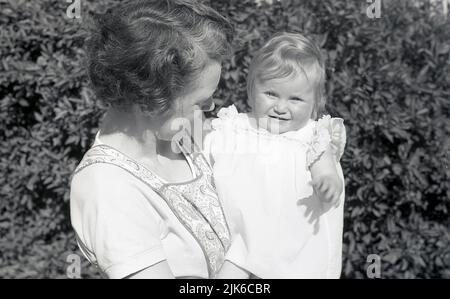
[204,105,240,165]
[306,115,346,167]
[211,104,239,130]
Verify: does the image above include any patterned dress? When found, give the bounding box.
[72,136,231,278]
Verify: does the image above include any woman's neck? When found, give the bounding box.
[98,107,182,163]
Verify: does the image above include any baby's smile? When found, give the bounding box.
[268,114,291,121]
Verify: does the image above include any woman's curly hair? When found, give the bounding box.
[86,0,234,115]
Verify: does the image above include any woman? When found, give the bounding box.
[70,0,243,279]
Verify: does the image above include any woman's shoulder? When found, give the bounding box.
[70,150,162,208]
[71,161,130,187]
[71,162,139,205]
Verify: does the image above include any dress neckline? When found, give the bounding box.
[235,111,315,144]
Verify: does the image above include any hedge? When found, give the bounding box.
[0,0,449,278]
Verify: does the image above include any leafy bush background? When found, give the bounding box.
[1,0,449,278]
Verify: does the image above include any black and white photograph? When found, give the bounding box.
[0,0,449,280]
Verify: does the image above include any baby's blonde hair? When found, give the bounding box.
[247,32,326,119]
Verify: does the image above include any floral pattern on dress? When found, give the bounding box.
[73,140,231,278]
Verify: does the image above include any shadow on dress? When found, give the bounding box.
[297,191,332,235]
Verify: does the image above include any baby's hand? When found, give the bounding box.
[312,173,343,206]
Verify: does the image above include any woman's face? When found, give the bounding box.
[156,61,222,140]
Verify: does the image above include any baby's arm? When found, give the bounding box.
[309,146,343,205]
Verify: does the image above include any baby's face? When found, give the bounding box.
[251,73,316,134]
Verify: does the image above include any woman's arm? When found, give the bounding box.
[126,261,175,279]
[71,164,172,279]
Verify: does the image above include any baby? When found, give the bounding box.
[204,32,346,278]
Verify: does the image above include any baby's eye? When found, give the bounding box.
[290,97,304,102]
[264,91,277,97]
